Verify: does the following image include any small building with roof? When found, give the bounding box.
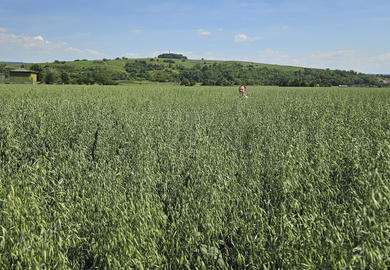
[9,68,38,84]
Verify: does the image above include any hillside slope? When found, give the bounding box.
[1,57,382,86]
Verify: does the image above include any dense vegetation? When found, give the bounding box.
[1,57,386,86]
[157,53,188,60]
[1,85,389,269]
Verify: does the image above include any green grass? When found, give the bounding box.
[36,57,305,76]
[0,85,389,269]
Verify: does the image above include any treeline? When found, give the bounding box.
[31,63,118,85]
[157,53,187,60]
[0,59,384,86]
[123,60,379,87]
[181,63,379,86]
[0,62,118,85]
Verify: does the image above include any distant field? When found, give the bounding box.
[0,85,389,269]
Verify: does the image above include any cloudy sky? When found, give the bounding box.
[0,0,389,73]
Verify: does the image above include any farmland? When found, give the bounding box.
[0,84,389,269]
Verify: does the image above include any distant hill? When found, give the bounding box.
[0,61,28,66]
[1,57,384,86]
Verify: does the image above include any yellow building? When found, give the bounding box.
[9,69,38,84]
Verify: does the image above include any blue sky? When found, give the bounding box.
[0,0,389,73]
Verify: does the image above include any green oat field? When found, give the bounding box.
[0,84,389,269]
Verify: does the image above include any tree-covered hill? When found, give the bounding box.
[0,57,385,86]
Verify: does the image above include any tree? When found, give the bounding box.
[95,70,113,85]
[60,72,71,84]
[44,68,59,84]
[180,78,191,86]
[77,73,94,85]
[30,64,43,82]
[216,77,229,86]
[0,63,8,77]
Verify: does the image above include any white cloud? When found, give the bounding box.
[259,49,289,58]
[178,51,193,57]
[0,29,103,61]
[85,49,103,55]
[227,48,390,73]
[369,52,390,62]
[311,50,356,62]
[0,32,55,49]
[33,35,44,41]
[257,49,291,65]
[234,33,261,42]
[292,58,300,64]
[66,47,83,53]
[296,50,371,72]
[64,47,102,55]
[152,50,164,57]
[298,50,365,71]
[124,52,138,58]
[198,29,211,36]
[281,25,289,30]
[234,34,248,42]
[133,29,142,34]
[0,26,7,33]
